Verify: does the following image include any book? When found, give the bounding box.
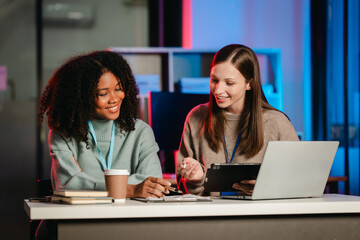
[132,194,212,203]
[50,195,113,205]
[53,189,109,197]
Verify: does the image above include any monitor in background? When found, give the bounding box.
[148,92,209,152]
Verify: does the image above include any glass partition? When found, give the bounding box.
[327,0,360,195]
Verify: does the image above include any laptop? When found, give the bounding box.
[219,141,339,200]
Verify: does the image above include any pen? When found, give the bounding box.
[165,185,183,194]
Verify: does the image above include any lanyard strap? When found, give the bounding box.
[224,133,242,163]
[88,121,115,170]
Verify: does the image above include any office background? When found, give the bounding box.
[0,0,358,239]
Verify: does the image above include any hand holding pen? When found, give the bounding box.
[164,185,183,195]
[177,157,204,182]
[129,176,174,198]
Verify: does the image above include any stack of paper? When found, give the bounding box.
[50,189,113,205]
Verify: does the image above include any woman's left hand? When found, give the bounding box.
[232,180,256,195]
[177,157,204,182]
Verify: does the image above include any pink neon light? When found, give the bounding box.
[182,0,192,49]
[148,92,153,127]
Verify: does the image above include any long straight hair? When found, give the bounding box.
[203,44,278,158]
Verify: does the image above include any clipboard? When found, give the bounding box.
[204,163,260,192]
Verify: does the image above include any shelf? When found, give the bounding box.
[109,47,283,111]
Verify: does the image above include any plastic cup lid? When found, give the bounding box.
[104,169,129,175]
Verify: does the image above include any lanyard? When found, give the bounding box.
[88,121,115,170]
[224,133,242,163]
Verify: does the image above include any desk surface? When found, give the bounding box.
[25,194,360,220]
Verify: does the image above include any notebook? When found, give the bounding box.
[221,141,339,200]
[132,194,212,203]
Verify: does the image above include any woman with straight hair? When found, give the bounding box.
[176,44,299,195]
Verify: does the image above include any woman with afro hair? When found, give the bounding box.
[39,50,171,198]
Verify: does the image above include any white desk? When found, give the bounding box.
[25,194,360,240]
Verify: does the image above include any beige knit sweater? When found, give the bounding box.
[177,103,299,195]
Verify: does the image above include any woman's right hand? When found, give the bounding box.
[177,157,204,182]
[127,177,171,198]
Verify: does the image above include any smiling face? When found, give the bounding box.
[93,71,125,120]
[210,61,252,114]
